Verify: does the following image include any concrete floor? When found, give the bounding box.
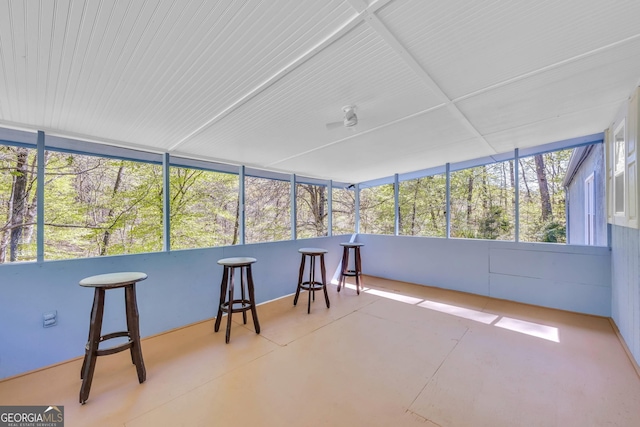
[1,276,639,426]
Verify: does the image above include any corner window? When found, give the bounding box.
[170,166,239,249]
[44,151,163,259]
[0,145,38,263]
[296,183,327,238]
[244,176,291,243]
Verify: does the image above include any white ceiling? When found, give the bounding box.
[1,0,639,183]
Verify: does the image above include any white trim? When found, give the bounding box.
[584,172,595,245]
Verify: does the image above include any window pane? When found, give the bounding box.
[44,151,163,259]
[399,174,446,237]
[332,187,355,235]
[245,176,291,243]
[0,145,38,263]
[518,150,570,243]
[170,167,239,249]
[296,183,327,238]
[360,184,394,234]
[450,162,514,240]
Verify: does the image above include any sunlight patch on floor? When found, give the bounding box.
[336,282,562,343]
[417,300,499,325]
[494,317,560,342]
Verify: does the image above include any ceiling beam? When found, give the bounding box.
[355,1,497,154]
[169,6,375,152]
[169,0,397,152]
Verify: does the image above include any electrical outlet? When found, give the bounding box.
[43,311,57,328]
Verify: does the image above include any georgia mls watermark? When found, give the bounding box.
[0,406,64,427]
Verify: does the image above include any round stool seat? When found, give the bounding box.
[217,257,257,266]
[80,272,147,288]
[340,242,364,248]
[298,247,328,255]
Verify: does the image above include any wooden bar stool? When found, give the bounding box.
[338,242,364,295]
[214,257,261,343]
[79,272,147,404]
[294,248,330,314]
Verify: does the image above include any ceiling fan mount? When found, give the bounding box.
[326,105,358,130]
[342,105,357,127]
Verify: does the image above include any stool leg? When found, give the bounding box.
[308,255,316,313]
[240,266,247,325]
[320,254,330,308]
[294,254,305,306]
[80,299,94,380]
[225,268,235,344]
[247,265,260,334]
[214,267,229,333]
[124,287,135,366]
[125,284,146,384]
[338,247,349,292]
[355,247,362,295]
[80,288,105,404]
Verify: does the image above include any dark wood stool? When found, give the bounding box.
[294,248,330,314]
[79,272,147,404]
[338,242,364,295]
[214,257,261,343]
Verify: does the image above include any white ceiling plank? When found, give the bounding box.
[0,0,639,183]
[167,3,363,152]
[362,5,497,155]
[0,0,15,120]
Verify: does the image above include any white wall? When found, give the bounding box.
[0,236,346,379]
[356,234,611,316]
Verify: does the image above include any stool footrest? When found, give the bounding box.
[96,341,134,357]
[221,299,254,314]
[341,270,361,277]
[298,281,326,291]
[85,331,134,357]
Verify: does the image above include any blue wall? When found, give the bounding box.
[610,225,640,366]
[356,234,611,316]
[566,144,607,246]
[0,236,346,379]
[0,233,619,380]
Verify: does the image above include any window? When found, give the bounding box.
[614,121,625,215]
[359,184,394,234]
[450,162,514,240]
[332,187,355,235]
[44,151,163,259]
[584,173,595,245]
[170,166,239,249]
[0,145,38,263]
[398,174,446,237]
[244,176,291,243]
[518,150,570,243]
[296,183,327,238]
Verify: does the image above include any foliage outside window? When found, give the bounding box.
[44,151,163,260]
[518,150,570,243]
[450,162,515,240]
[332,187,355,235]
[0,145,38,263]
[170,167,239,249]
[359,184,394,234]
[399,174,446,237]
[245,176,291,243]
[296,183,327,238]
